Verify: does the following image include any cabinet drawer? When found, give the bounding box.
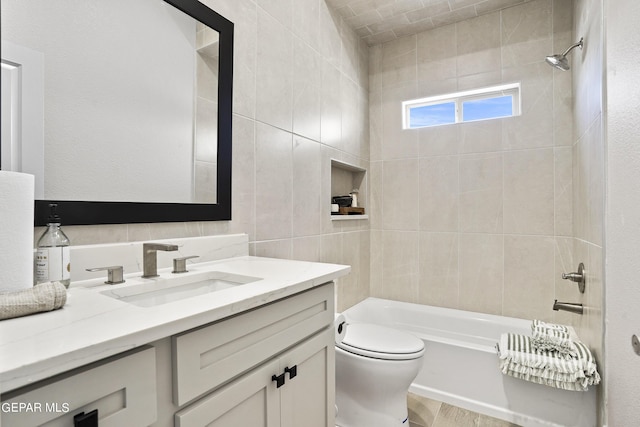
[1,346,157,427]
[172,282,334,406]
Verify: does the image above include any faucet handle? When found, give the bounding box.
[562,262,585,293]
[86,266,125,285]
[172,256,199,274]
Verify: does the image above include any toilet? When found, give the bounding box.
[335,323,425,427]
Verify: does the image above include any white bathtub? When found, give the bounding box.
[341,298,597,427]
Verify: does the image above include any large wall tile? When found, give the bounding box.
[255,123,293,241]
[416,24,457,82]
[502,62,554,150]
[459,119,503,154]
[321,60,344,149]
[586,117,604,247]
[341,77,361,155]
[419,232,459,308]
[419,156,458,232]
[318,0,343,69]
[500,0,552,68]
[417,121,461,157]
[256,7,293,131]
[257,0,292,30]
[381,83,419,159]
[554,147,573,237]
[369,229,384,298]
[292,136,322,237]
[383,159,420,230]
[293,38,322,141]
[369,161,384,230]
[459,233,504,315]
[293,0,319,51]
[228,114,256,240]
[503,235,555,320]
[459,153,503,233]
[503,148,554,235]
[381,230,420,302]
[456,12,501,77]
[381,35,417,89]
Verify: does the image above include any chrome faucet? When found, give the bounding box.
[142,243,178,278]
[553,299,584,315]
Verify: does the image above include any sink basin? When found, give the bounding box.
[100,271,261,307]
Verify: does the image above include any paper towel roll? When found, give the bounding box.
[0,171,35,292]
[335,313,347,344]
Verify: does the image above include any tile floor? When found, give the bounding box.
[407,393,522,427]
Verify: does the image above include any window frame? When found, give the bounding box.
[402,83,521,129]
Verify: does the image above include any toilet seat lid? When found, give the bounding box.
[337,323,424,360]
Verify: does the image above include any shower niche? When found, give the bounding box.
[330,159,368,221]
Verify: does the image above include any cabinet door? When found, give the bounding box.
[1,346,157,427]
[279,328,335,427]
[172,283,334,406]
[174,360,281,427]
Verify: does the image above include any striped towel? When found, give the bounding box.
[531,319,577,357]
[496,333,600,391]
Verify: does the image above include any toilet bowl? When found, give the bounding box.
[335,323,425,427]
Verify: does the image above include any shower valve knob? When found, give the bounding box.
[562,272,583,282]
[562,263,586,294]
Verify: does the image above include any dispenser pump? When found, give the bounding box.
[35,204,71,287]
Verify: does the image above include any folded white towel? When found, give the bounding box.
[531,319,577,357]
[532,319,569,332]
[497,333,600,391]
[0,282,67,320]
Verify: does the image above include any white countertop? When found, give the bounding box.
[0,256,350,393]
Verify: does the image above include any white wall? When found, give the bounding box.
[604,0,640,425]
[367,0,575,321]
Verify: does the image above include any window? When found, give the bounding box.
[402,83,521,129]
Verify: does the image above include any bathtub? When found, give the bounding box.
[340,298,597,427]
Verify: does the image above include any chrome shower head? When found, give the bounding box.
[545,38,584,71]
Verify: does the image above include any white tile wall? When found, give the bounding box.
[369,0,576,320]
[572,1,605,423]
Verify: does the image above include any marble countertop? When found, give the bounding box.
[0,256,350,393]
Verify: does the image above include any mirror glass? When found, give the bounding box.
[0,0,233,224]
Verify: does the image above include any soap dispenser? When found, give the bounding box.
[35,204,71,287]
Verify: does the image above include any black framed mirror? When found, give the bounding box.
[5,0,234,225]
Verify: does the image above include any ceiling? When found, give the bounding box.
[326,0,533,45]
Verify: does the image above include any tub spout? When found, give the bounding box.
[553,299,583,315]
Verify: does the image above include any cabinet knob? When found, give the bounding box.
[271,373,285,388]
[285,365,297,380]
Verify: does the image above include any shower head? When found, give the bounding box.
[545,38,584,71]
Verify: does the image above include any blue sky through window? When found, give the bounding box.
[403,83,520,129]
[408,102,456,128]
[462,95,513,122]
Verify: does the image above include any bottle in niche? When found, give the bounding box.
[35,204,71,287]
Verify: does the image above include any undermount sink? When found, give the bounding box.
[100,271,261,307]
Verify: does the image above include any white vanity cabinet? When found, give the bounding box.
[0,282,337,427]
[0,346,157,427]
[172,283,335,427]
